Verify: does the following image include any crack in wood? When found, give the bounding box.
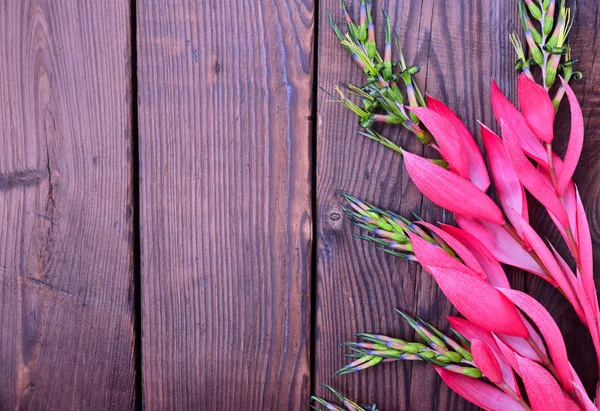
[27,278,73,297]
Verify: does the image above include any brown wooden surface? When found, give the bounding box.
[315,0,599,410]
[0,1,136,409]
[136,0,314,409]
[0,0,599,409]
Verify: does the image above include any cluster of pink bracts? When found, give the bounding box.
[401,73,596,410]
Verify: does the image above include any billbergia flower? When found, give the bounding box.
[317,2,597,410]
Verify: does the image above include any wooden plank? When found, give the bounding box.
[0,1,135,409]
[136,0,313,408]
[315,1,523,409]
[526,0,600,394]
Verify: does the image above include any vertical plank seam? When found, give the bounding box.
[130,0,143,409]
[310,0,320,401]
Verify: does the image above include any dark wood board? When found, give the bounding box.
[136,0,314,409]
[0,1,136,409]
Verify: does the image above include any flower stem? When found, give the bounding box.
[499,382,532,411]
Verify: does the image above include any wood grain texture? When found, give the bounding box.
[315,1,526,409]
[136,0,314,409]
[0,1,135,409]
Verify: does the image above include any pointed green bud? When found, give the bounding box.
[444,351,464,363]
[434,355,452,363]
[461,367,483,378]
[366,38,376,59]
[543,0,552,10]
[530,43,544,66]
[358,1,368,42]
[445,365,483,378]
[419,350,436,359]
[388,82,404,104]
[402,343,425,354]
[543,15,554,35]
[545,54,561,87]
[524,0,542,19]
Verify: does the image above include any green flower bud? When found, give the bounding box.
[419,350,436,359]
[435,355,452,364]
[366,40,376,59]
[462,367,483,378]
[526,1,542,19]
[444,351,464,363]
[544,16,555,35]
[531,45,544,66]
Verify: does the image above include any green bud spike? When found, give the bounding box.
[382,11,392,79]
[445,365,483,378]
[414,316,447,349]
[530,44,545,66]
[544,0,557,36]
[544,15,555,35]
[444,351,464,363]
[365,2,376,59]
[366,39,376,59]
[396,309,434,344]
[524,0,542,19]
[357,129,404,155]
[543,0,551,10]
[443,335,473,361]
[340,0,360,39]
[450,328,471,348]
[419,350,436,359]
[358,0,368,41]
[519,1,544,65]
[328,12,345,43]
[461,367,483,378]
[545,54,561,87]
[388,82,404,104]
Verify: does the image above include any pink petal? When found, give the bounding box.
[448,317,520,393]
[511,211,580,313]
[455,215,546,278]
[541,173,578,251]
[426,96,491,190]
[416,222,486,280]
[408,106,470,180]
[575,188,597,313]
[471,339,504,384]
[496,334,542,363]
[547,244,587,323]
[563,394,582,411]
[517,73,555,143]
[403,152,505,225]
[501,121,570,227]
[515,355,565,411]
[556,78,584,195]
[481,124,529,241]
[435,367,525,411]
[491,79,548,164]
[409,232,482,279]
[498,288,573,391]
[440,224,510,288]
[426,265,529,337]
[572,381,597,411]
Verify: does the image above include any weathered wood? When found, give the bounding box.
[0,1,135,409]
[136,0,314,408]
[315,1,526,409]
